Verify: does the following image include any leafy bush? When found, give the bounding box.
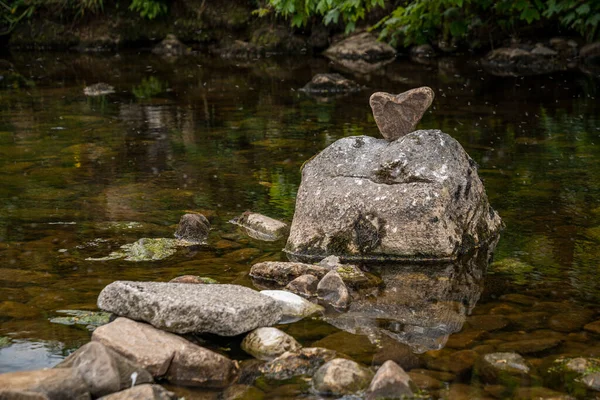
[129,0,167,20]
[256,0,385,33]
[263,0,600,46]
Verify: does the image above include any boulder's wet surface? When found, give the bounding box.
[0,51,599,398]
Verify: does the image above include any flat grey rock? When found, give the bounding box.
[97,281,282,336]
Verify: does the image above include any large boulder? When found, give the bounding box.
[97,281,282,336]
[285,130,502,262]
[482,46,567,76]
[92,317,238,388]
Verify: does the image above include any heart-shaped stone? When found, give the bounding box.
[369,87,435,141]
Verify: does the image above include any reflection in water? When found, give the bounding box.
[324,243,493,353]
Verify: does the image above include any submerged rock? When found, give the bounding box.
[285,130,502,261]
[230,211,288,241]
[369,87,435,141]
[544,356,600,395]
[312,358,373,396]
[97,384,176,399]
[241,327,301,361]
[92,317,238,387]
[49,309,111,330]
[474,352,531,386]
[0,368,90,400]
[300,73,362,95]
[97,281,282,336]
[84,83,115,96]
[317,270,350,310]
[174,213,210,243]
[260,347,339,380]
[250,261,329,286]
[259,290,323,322]
[366,360,415,400]
[55,341,153,397]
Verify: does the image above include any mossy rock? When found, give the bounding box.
[543,356,600,396]
[0,336,11,348]
[49,310,112,331]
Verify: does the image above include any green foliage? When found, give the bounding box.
[128,0,167,20]
[1,0,165,34]
[264,0,385,33]
[544,0,600,41]
[263,0,599,47]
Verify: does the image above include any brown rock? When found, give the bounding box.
[426,350,478,375]
[312,358,373,396]
[497,338,562,354]
[0,391,49,399]
[260,347,338,380]
[548,310,595,333]
[369,87,435,141]
[0,369,90,400]
[168,275,216,284]
[499,293,538,306]
[97,384,176,399]
[372,337,421,370]
[409,368,456,382]
[284,275,319,298]
[317,270,350,310]
[513,386,574,400]
[92,318,238,388]
[584,320,600,334]
[55,341,152,397]
[250,262,328,286]
[366,360,415,400]
[407,372,443,390]
[467,315,509,332]
[446,330,487,349]
[173,213,210,243]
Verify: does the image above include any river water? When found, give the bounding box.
[0,52,599,399]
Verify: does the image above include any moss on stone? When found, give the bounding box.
[0,336,11,348]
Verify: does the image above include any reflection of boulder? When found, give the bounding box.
[323,245,491,353]
[285,130,502,262]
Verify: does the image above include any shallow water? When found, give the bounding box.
[0,52,599,398]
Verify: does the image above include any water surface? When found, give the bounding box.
[0,52,599,398]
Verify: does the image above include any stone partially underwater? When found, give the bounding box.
[285,87,502,263]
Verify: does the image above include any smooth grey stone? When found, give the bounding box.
[97,281,282,336]
[241,327,301,361]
